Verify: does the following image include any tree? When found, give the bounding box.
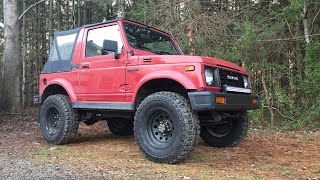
[2,0,21,112]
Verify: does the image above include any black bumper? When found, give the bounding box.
[188,91,260,111]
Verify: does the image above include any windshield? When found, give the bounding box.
[123,22,179,55]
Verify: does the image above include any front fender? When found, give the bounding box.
[132,70,199,100]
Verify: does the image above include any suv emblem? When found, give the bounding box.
[227,75,239,81]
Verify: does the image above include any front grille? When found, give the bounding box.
[219,69,245,88]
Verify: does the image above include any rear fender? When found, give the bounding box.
[44,78,77,102]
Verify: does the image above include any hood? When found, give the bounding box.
[137,55,247,74]
[201,56,247,74]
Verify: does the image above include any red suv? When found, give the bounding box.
[34,19,259,164]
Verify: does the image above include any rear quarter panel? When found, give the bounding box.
[39,72,79,102]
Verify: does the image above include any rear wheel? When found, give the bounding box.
[39,94,79,145]
[107,118,134,136]
[200,111,248,147]
[134,92,199,164]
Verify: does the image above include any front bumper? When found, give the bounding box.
[188,91,260,111]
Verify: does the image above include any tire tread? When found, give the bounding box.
[134,91,200,164]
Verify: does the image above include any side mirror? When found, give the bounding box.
[103,40,119,59]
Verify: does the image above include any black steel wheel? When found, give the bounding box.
[39,94,79,145]
[134,92,199,164]
[200,111,248,148]
[146,108,175,147]
[107,118,134,136]
[45,107,61,135]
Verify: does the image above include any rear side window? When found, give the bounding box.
[42,29,79,73]
[49,33,78,61]
[86,25,123,57]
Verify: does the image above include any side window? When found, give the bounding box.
[86,25,123,57]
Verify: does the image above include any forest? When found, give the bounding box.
[0,0,320,129]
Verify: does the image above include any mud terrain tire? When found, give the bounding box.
[39,94,79,145]
[134,92,199,164]
[200,111,248,148]
[107,118,134,136]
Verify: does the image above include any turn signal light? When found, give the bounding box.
[185,65,195,71]
[252,98,258,105]
[216,96,225,104]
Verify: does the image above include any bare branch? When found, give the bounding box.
[310,7,320,34]
[19,0,48,21]
[262,106,295,121]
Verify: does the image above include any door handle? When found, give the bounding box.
[82,64,90,69]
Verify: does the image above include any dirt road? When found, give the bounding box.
[0,113,319,179]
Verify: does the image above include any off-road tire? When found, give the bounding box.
[200,111,248,148]
[134,92,200,164]
[39,94,79,145]
[107,118,134,136]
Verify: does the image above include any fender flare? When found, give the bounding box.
[132,70,197,101]
[44,78,77,102]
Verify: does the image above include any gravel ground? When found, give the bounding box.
[0,113,109,180]
[0,112,319,179]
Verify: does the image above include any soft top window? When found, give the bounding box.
[42,29,79,73]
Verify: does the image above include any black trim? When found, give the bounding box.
[72,102,134,111]
[188,91,260,111]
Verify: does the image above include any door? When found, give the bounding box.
[77,23,126,102]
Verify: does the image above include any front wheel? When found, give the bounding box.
[200,111,248,148]
[39,94,79,145]
[134,92,199,164]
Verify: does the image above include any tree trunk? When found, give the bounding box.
[83,0,88,24]
[77,0,81,27]
[57,0,62,31]
[2,0,21,111]
[22,0,27,108]
[187,21,195,55]
[72,0,75,28]
[261,71,274,127]
[49,0,53,45]
[118,0,125,18]
[302,1,310,44]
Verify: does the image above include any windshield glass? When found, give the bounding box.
[123,22,179,55]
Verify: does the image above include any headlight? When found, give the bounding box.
[205,68,214,85]
[243,75,250,88]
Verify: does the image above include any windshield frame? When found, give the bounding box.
[121,21,183,55]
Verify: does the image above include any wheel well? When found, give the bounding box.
[42,84,68,103]
[135,78,189,108]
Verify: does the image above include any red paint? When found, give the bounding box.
[39,19,249,104]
